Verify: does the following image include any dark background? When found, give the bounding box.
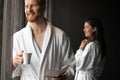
[52,0,120,80]
[0,0,119,79]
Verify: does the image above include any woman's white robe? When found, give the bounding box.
[74,41,105,80]
[12,22,75,80]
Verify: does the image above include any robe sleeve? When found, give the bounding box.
[60,33,75,79]
[13,34,20,58]
[75,42,98,70]
[12,34,22,78]
[13,33,25,58]
[12,33,26,78]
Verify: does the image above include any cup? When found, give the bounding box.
[23,53,32,64]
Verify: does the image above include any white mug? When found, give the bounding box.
[23,53,32,64]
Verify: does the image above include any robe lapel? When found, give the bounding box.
[39,22,52,67]
[25,22,45,75]
[25,22,53,76]
[42,22,51,54]
[24,22,35,53]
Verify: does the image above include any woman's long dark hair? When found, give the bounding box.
[83,18,106,59]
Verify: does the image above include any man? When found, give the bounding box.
[12,0,75,80]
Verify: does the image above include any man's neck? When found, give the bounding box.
[30,17,47,52]
[30,17,47,35]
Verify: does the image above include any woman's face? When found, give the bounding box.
[83,22,96,38]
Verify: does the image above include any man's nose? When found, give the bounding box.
[27,6,32,12]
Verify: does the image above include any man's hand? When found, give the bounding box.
[51,75,66,80]
[12,50,24,69]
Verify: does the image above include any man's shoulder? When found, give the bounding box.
[13,27,26,38]
[47,22,65,37]
[54,26,65,34]
[48,22,64,34]
[52,26,71,43]
[53,26,68,38]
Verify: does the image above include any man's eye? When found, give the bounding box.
[25,5,28,8]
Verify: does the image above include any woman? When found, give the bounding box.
[74,18,106,80]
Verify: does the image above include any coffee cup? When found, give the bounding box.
[23,53,32,64]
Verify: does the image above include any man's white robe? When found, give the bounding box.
[74,41,105,80]
[12,22,75,80]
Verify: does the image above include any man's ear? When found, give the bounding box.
[93,27,97,32]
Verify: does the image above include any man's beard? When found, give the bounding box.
[26,14,40,22]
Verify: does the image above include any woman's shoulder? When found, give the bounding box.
[86,40,99,49]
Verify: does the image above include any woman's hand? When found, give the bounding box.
[79,39,90,50]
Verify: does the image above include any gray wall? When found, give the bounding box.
[52,0,119,80]
[0,0,3,56]
[0,0,3,75]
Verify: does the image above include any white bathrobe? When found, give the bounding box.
[12,22,75,80]
[74,41,105,80]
